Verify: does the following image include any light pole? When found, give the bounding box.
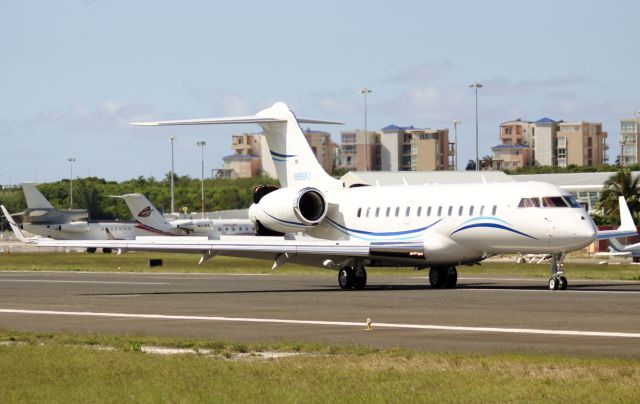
[68,157,76,208]
[451,120,461,171]
[359,88,372,171]
[196,141,206,218]
[469,82,482,171]
[169,136,176,214]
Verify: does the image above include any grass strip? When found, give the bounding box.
[1,252,640,280]
[0,330,638,403]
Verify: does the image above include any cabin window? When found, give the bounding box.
[417,207,422,216]
[437,206,442,216]
[357,207,362,218]
[366,207,371,218]
[542,197,568,208]
[447,206,453,216]
[395,207,400,217]
[469,206,474,216]
[427,206,432,216]
[480,205,485,215]
[405,207,411,216]
[458,206,463,216]
[491,205,497,215]
[563,196,582,208]
[375,207,380,217]
[386,207,390,217]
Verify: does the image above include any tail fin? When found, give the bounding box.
[1,205,28,243]
[115,194,173,233]
[132,102,343,190]
[21,183,53,209]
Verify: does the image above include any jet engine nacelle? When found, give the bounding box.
[58,222,90,233]
[248,187,327,234]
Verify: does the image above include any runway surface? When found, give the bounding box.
[1,270,640,357]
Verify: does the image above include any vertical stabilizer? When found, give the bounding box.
[118,194,174,234]
[22,183,54,209]
[256,103,341,189]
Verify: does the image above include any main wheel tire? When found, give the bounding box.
[86,248,97,254]
[444,267,458,288]
[353,267,367,290]
[558,276,568,290]
[338,266,355,290]
[103,248,112,254]
[548,277,558,290]
[429,267,447,289]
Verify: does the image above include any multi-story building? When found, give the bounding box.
[335,130,380,172]
[491,118,607,169]
[620,115,640,166]
[556,122,607,167]
[303,129,336,174]
[380,125,450,171]
[217,132,276,179]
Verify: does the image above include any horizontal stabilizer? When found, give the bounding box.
[131,116,342,127]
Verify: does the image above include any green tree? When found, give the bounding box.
[595,168,640,225]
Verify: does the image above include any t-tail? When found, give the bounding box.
[132,102,343,190]
[115,194,175,236]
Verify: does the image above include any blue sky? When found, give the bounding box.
[1,0,638,184]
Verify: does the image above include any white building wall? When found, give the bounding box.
[534,125,555,166]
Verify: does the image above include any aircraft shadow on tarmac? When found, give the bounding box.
[77,281,640,297]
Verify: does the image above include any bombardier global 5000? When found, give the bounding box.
[3,102,636,291]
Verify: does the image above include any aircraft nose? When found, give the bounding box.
[575,213,597,239]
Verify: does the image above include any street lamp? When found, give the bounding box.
[68,157,76,208]
[451,120,461,171]
[196,141,206,218]
[469,82,483,171]
[359,88,372,171]
[169,136,177,214]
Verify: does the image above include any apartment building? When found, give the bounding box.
[380,125,450,171]
[303,129,336,174]
[335,130,380,172]
[491,118,607,169]
[217,133,276,179]
[620,115,640,166]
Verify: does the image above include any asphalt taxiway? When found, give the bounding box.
[1,270,639,357]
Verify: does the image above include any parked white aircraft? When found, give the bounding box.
[4,184,136,251]
[3,102,637,290]
[594,238,640,262]
[115,193,254,237]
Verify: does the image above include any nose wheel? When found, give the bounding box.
[548,253,568,290]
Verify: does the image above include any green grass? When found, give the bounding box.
[1,251,640,281]
[0,331,639,403]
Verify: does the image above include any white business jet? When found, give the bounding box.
[2,102,636,290]
[2,183,136,251]
[115,193,254,237]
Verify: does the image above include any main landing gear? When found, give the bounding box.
[429,266,457,289]
[548,253,568,290]
[338,264,367,290]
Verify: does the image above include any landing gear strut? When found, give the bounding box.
[338,263,367,290]
[429,266,457,289]
[548,253,568,290]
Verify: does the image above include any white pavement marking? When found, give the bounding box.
[0,308,639,339]
[457,288,640,295]
[0,280,168,285]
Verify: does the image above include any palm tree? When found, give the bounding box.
[596,168,640,225]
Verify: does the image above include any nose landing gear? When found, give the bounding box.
[548,253,568,290]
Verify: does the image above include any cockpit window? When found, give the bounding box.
[518,197,540,208]
[562,195,582,208]
[542,196,568,207]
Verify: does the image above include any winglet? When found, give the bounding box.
[618,196,635,232]
[596,196,638,240]
[1,205,28,243]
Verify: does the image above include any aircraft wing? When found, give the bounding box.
[595,196,639,240]
[3,205,372,267]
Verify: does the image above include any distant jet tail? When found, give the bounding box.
[115,194,175,235]
[21,183,54,209]
[132,102,343,190]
